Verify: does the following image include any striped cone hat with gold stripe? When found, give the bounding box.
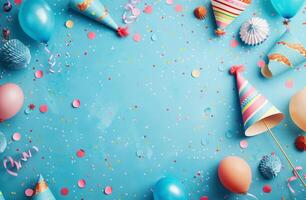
[32,175,56,200]
[211,0,251,36]
[230,66,285,136]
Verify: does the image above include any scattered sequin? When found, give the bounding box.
[191,69,201,78]
[104,186,112,195]
[76,149,85,158]
[12,132,21,141]
[60,187,69,196]
[35,70,43,79]
[230,39,239,48]
[65,20,74,29]
[144,5,153,14]
[87,32,96,40]
[240,140,248,149]
[39,105,48,113]
[78,179,86,188]
[263,184,272,193]
[24,188,34,197]
[72,99,80,108]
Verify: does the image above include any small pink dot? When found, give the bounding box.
[72,99,80,108]
[60,187,69,196]
[76,149,85,158]
[285,79,294,89]
[263,185,272,193]
[12,132,21,141]
[133,33,141,42]
[25,188,34,197]
[257,60,266,68]
[166,0,173,5]
[39,104,48,113]
[200,196,209,200]
[35,70,43,79]
[78,179,86,188]
[14,0,22,5]
[144,5,153,14]
[240,140,248,149]
[104,186,112,195]
[175,4,183,12]
[87,32,96,40]
[230,39,238,48]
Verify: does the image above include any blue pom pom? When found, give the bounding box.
[258,154,282,179]
[0,39,31,70]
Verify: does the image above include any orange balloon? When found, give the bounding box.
[218,156,252,194]
[290,88,306,131]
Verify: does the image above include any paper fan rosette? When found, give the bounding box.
[32,175,56,200]
[230,66,285,136]
[0,191,5,200]
[69,0,128,37]
[262,31,306,78]
[211,0,252,36]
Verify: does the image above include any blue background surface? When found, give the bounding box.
[0,0,305,199]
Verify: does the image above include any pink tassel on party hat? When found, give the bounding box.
[230,65,245,75]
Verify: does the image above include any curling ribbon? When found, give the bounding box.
[246,193,258,199]
[3,146,39,176]
[122,0,142,24]
[287,166,305,194]
[43,44,58,73]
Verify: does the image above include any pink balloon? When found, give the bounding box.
[0,83,24,121]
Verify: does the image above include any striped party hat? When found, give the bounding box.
[230,66,285,136]
[69,0,128,37]
[32,175,56,200]
[211,0,251,36]
[0,191,5,200]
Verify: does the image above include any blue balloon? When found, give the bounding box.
[271,0,305,19]
[153,176,187,200]
[18,0,55,43]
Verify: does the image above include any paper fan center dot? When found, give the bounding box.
[263,185,272,193]
[39,104,48,113]
[175,4,183,12]
[60,187,69,196]
[144,5,153,14]
[104,186,112,195]
[87,32,96,40]
[133,33,141,42]
[72,99,80,108]
[35,70,43,79]
[257,60,266,68]
[12,132,21,141]
[76,149,85,158]
[78,179,86,188]
[25,188,34,197]
[240,140,248,149]
[230,39,239,48]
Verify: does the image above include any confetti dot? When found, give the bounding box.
[191,69,201,78]
[144,5,153,14]
[12,132,21,141]
[72,99,80,108]
[65,20,74,29]
[240,140,248,149]
[60,187,69,196]
[87,32,96,40]
[151,34,157,41]
[35,70,43,79]
[14,0,22,5]
[24,188,34,197]
[230,39,238,48]
[166,0,173,5]
[263,185,272,193]
[175,4,183,12]
[133,33,141,42]
[257,60,266,68]
[76,149,85,158]
[285,79,294,88]
[104,186,112,195]
[39,105,48,113]
[78,179,86,188]
[200,196,209,200]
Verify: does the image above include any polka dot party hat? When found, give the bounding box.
[32,175,56,200]
[230,65,285,136]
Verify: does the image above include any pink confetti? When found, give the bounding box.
[175,4,183,12]
[12,132,21,141]
[285,79,294,88]
[132,8,141,16]
[14,0,22,5]
[166,0,173,5]
[230,39,238,48]
[72,99,80,108]
[25,188,34,197]
[78,179,86,188]
[133,33,141,42]
[87,32,96,40]
[144,5,153,14]
[240,140,248,149]
[60,187,69,196]
[35,70,43,79]
[257,60,266,68]
[104,186,112,195]
[76,149,85,158]
[200,196,209,200]
[263,185,272,193]
[39,104,48,113]
[287,166,304,194]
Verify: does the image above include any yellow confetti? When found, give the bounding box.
[191,69,201,78]
[65,20,74,29]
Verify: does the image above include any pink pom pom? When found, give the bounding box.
[117,27,129,37]
[229,65,244,75]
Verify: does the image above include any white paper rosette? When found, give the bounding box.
[240,17,269,46]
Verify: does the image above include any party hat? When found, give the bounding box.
[0,191,5,200]
[230,66,285,136]
[262,31,306,78]
[211,0,251,36]
[32,175,56,200]
[69,0,128,37]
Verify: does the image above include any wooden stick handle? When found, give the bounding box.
[263,120,306,188]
